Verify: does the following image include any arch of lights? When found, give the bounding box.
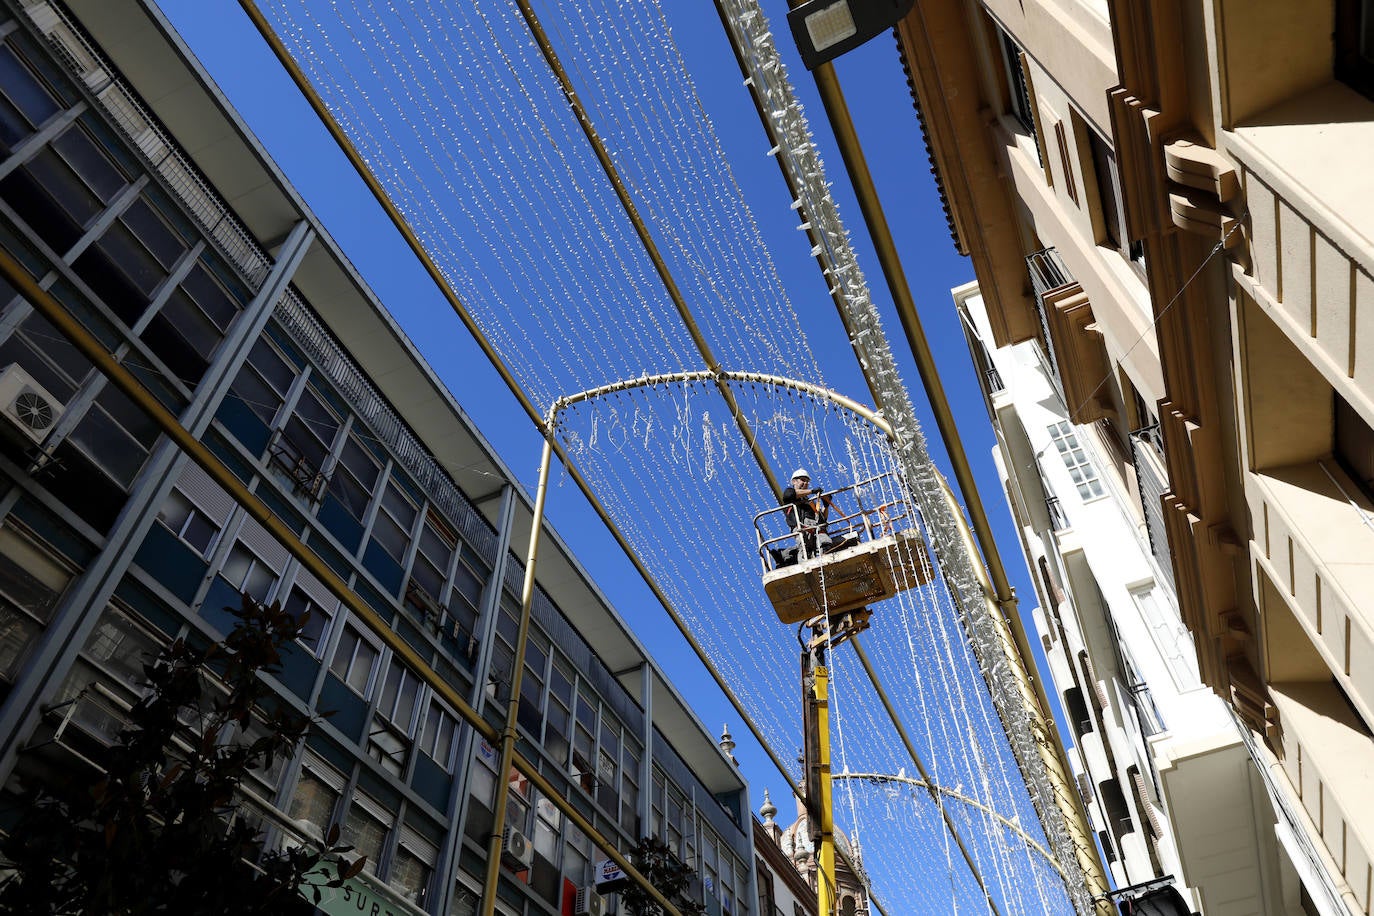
[234,0,1094,911]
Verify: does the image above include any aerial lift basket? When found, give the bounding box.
[754,474,931,625]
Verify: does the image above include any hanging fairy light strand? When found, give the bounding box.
[252,0,1077,910]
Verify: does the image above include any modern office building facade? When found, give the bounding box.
[0,2,755,915]
[895,0,1374,913]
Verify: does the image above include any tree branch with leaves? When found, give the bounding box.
[0,593,365,915]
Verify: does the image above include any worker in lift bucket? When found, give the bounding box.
[778,468,836,565]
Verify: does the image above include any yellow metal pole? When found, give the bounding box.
[483,436,687,916]
[481,435,551,916]
[812,660,836,916]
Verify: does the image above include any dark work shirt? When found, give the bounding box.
[781,486,820,528]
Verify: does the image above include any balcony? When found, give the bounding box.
[1130,425,1176,596]
[1027,248,1072,399]
[1026,248,1113,424]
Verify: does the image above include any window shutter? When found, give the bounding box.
[175,460,235,524]
[233,514,289,573]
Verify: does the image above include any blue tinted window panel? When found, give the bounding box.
[274,641,321,699]
[114,576,183,636]
[134,522,207,605]
[198,576,243,637]
[214,398,271,457]
[316,496,364,555]
[410,753,452,811]
[361,540,404,596]
[318,673,367,740]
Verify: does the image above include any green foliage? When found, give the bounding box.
[0,593,364,914]
[619,836,708,916]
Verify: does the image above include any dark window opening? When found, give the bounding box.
[1065,686,1093,739]
[1089,132,1127,252]
[1099,777,1134,847]
[1334,392,1374,503]
[998,31,1036,134]
[0,153,96,255]
[1336,0,1374,100]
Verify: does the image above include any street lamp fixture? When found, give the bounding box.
[786,0,916,69]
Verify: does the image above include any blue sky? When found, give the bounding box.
[153,0,1049,851]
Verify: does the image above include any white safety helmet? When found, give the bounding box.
[791,468,810,481]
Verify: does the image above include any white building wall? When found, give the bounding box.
[957,284,1241,907]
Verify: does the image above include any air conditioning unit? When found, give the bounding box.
[0,364,64,445]
[501,826,533,870]
[573,887,606,916]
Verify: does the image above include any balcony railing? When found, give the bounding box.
[1026,248,1075,399]
[1027,247,1074,295]
[985,366,1005,393]
[1045,495,1069,532]
[1130,426,1176,595]
[1132,421,1165,457]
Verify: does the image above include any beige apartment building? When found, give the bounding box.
[892,0,1374,913]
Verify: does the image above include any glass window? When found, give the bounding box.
[1048,420,1106,500]
[0,598,41,684]
[181,260,242,331]
[221,543,279,604]
[83,607,158,690]
[367,720,410,777]
[0,43,58,147]
[326,432,380,526]
[287,767,340,841]
[419,698,459,769]
[562,823,591,887]
[68,385,158,490]
[231,338,295,427]
[330,622,380,696]
[0,147,99,255]
[146,288,222,365]
[544,689,571,770]
[411,512,455,601]
[392,841,435,907]
[0,313,88,404]
[235,717,289,800]
[622,739,641,833]
[448,558,484,632]
[157,489,220,559]
[370,479,418,563]
[23,147,103,227]
[378,659,421,728]
[1089,131,1128,254]
[51,122,127,203]
[283,386,340,470]
[72,220,167,327]
[282,586,332,655]
[0,527,67,682]
[120,197,187,272]
[342,799,389,874]
[998,31,1035,134]
[571,721,594,788]
[409,553,444,609]
[517,631,547,738]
